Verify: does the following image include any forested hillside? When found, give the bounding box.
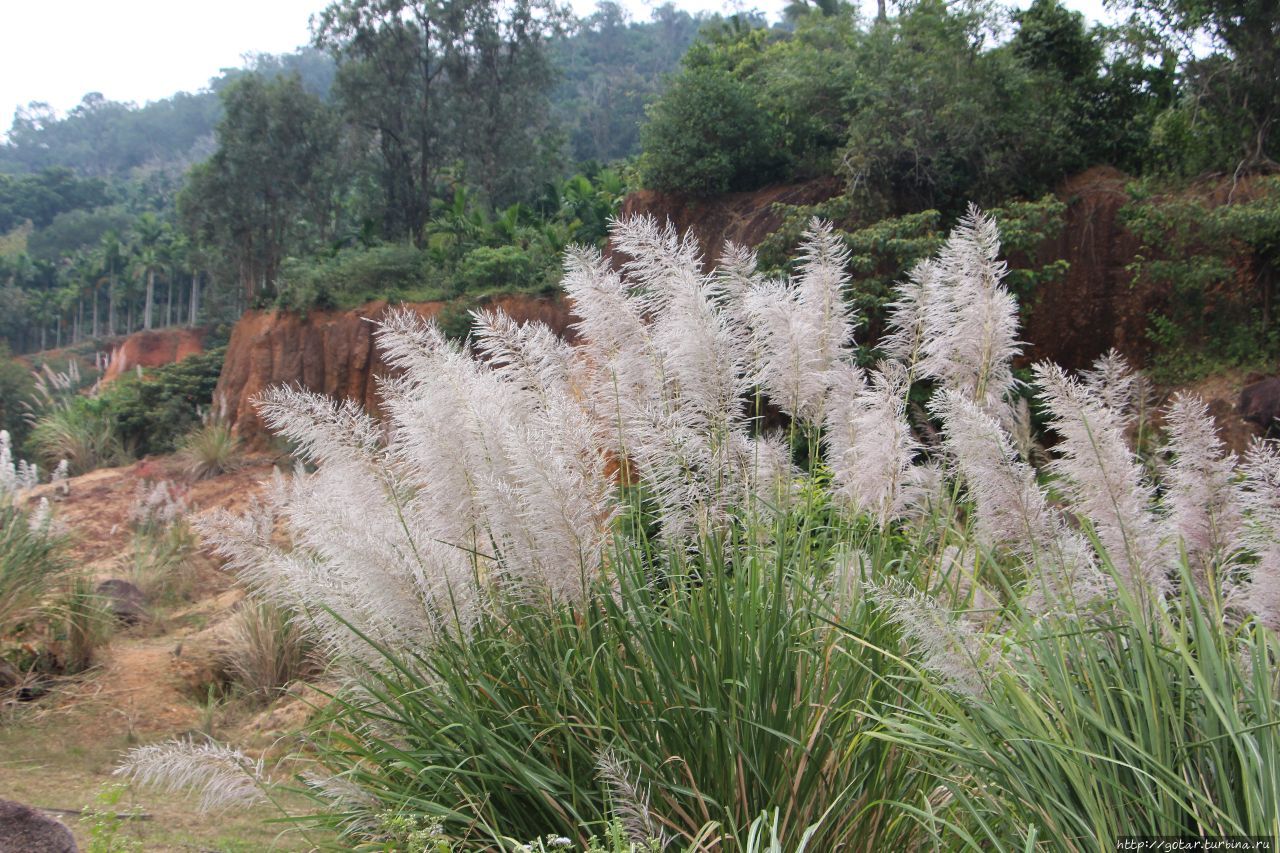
[0,2,702,357]
[0,0,1277,430]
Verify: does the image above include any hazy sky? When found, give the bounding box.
[1,0,1116,134]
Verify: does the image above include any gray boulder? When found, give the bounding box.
[1239,376,1280,435]
[95,579,148,625]
[0,799,77,852]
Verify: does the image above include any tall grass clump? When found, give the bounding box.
[0,431,64,636]
[216,599,317,703]
[178,420,243,481]
[120,212,1280,850]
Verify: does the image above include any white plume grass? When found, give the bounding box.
[115,739,268,812]
[1033,362,1170,602]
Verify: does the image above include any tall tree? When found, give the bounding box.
[179,73,343,305]
[314,0,569,239]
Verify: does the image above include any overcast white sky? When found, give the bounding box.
[0,0,1116,134]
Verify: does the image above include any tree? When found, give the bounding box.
[639,64,782,196]
[1117,0,1279,173]
[179,73,344,306]
[313,0,569,239]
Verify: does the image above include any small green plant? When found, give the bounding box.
[53,575,115,674]
[178,420,243,480]
[81,783,143,853]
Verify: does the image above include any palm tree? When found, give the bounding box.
[131,214,168,331]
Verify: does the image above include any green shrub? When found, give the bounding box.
[276,244,433,311]
[455,245,541,294]
[28,397,128,475]
[104,347,226,457]
[639,65,781,197]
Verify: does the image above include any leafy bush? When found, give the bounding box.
[1122,177,1280,381]
[276,244,432,312]
[455,245,541,295]
[104,347,226,457]
[639,65,781,197]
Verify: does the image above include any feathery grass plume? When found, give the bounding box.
[1235,439,1280,628]
[470,309,578,401]
[0,429,39,496]
[378,310,613,600]
[881,258,940,374]
[115,738,268,812]
[824,361,921,524]
[741,219,855,423]
[1162,393,1241,595]
[935,390,1103,610]
[1033,362,1170,602]
[205,389,479,666]
[127,479,187,532]
[596,748,667,847]
[1081,349,1139,421]
[916,206,1021,411]
[864,576,994,697]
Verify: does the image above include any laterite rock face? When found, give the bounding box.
[213,295,574,443]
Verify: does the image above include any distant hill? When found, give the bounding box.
[0,49,336,179]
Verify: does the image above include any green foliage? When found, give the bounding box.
[28,397,129,475]
[1123,0,1279,174]
[180,73,345,308]
[455,245,542,294]
[0,168,114,233]
[303,509,928,850]
[880,574,1280,848]
[639,65,783,196]
[761,193,1068,345]
[551,3,704,164]
[81,784,144,853]
[178,421,243,481]
[638,0,1169,211]
[273,170,623,311]
[1122,177,1280,380]
[276,245,430,311]
[102,347,226,457]
[0,344,35,446]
